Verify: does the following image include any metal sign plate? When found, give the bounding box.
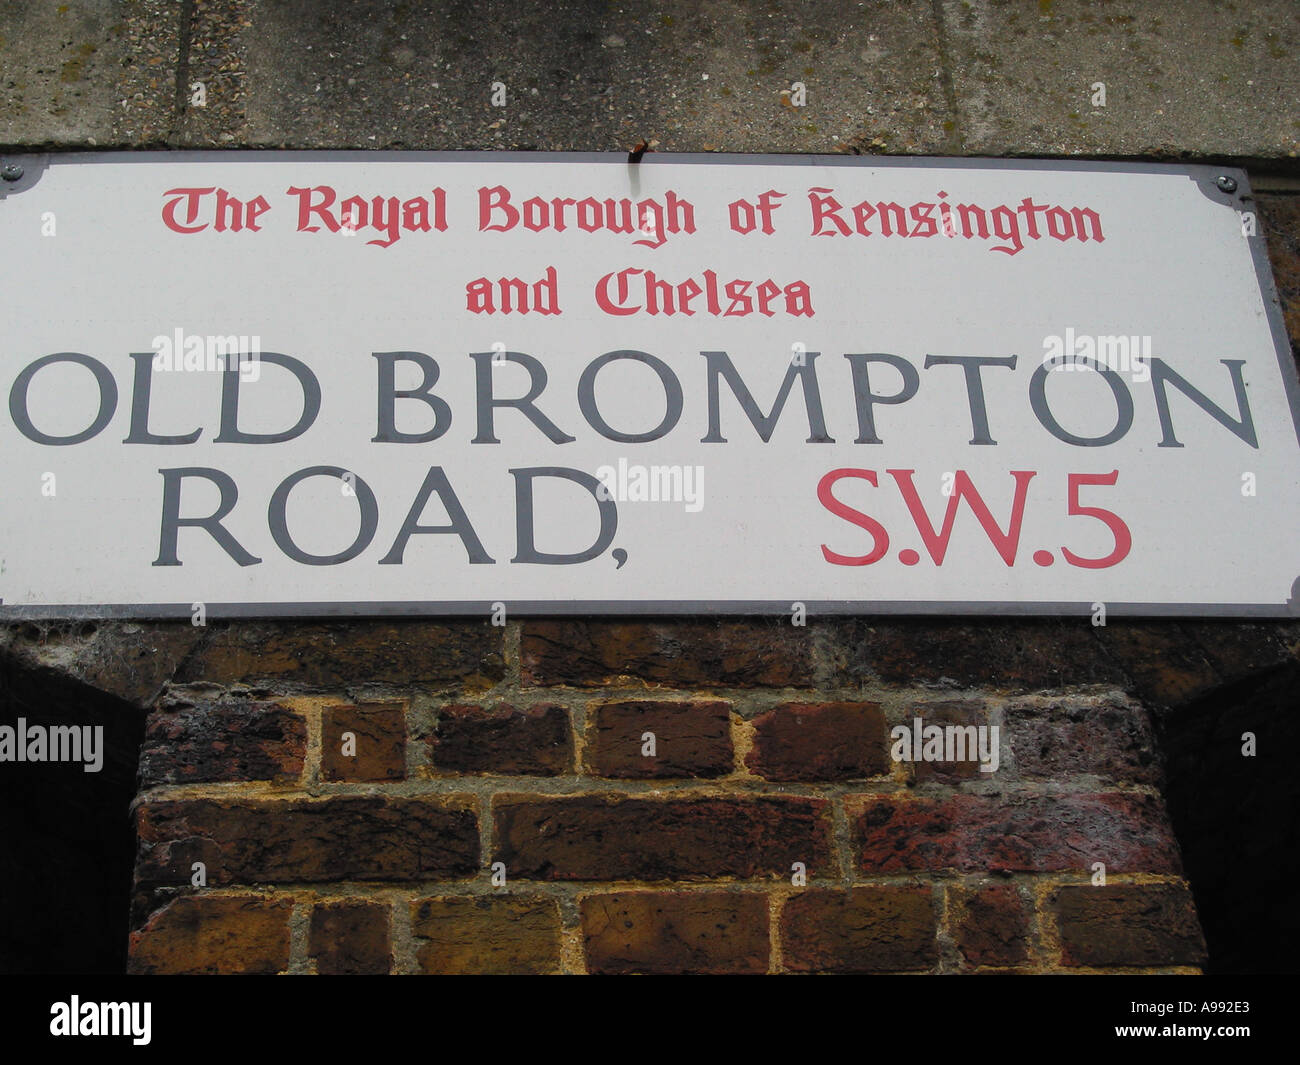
[0,151,1296,618]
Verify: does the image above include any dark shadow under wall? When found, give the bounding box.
[0,644,144,974]
[1155,660,1300,974]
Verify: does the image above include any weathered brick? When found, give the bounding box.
[583,891,768,974]
[321,702,406,782]
[824,618,1125,692]
[174,621,503,690]
[953,884,1030,967]
[128,895,292,974]
[521,619,814,688]
[896,700,991,783]
[65,622,205,707]
[1005,696,1160,785]
[1182,621,1297,686]
[1052,883,1207,968]
[781,887,937,973]
[1091,622,1220,707]
[1260,194,1300,357]
[588,700,732,778]
[309,900,392,974]
[747,701,888,782]
[495,795,832,881]
[136,797,478,886]
[431,703,572,775]
[852,793,1182,874]
[138,699,306,785]
[412,896,561,974]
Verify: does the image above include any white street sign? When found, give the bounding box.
[0,152,1296,617]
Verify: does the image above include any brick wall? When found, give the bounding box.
[113,612,1296,974]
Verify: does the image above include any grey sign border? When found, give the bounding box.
[0,150,1296,619]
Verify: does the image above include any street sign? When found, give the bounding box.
[0,151,1296,617]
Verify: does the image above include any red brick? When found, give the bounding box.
[138,698,306,785]
[746,701,888,782]
[309,900,392,974]
[321,703,406,782]
[1005,696,1159,785]
[781,887,937,973]
[174,621,503,690]
[894,700,990,783]
[588,700,732,778]
[823,618,1125,692]
[852,793,1182,874]
[521,619,814,688]
[1052,884,1207,968]
[583,891,768,974]
[412,896,561,974]
[135,797,478,887]
[431,703,572,775]
[953,884,1030,967]
[495,795,832,881]
[128,895,291,974]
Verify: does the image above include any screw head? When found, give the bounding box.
[1216,174,1239,193]
[0,164,23,182]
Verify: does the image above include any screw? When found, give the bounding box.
[1216,175,1238,193]
[0,164,23,182]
